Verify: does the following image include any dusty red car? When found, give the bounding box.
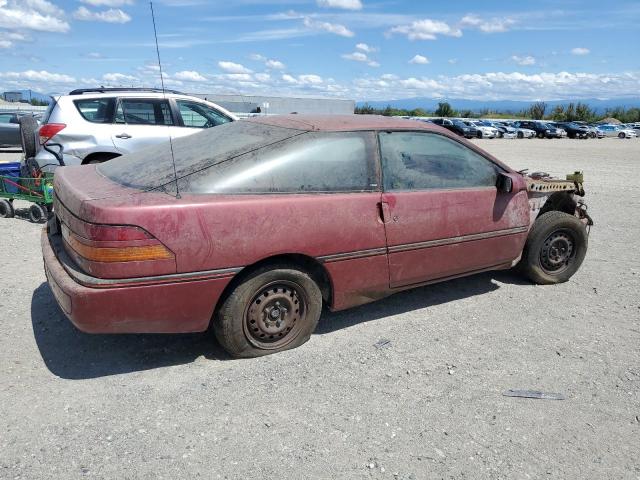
[42,115,591,357]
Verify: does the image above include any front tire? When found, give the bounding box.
[519,211,588,285]
[476,131,483,139]
[214,266,322,358]
[28,203,48,223]
[517,131,524,139]
[618,132,625,139]
[0,199,15,218]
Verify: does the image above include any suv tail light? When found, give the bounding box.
[39,123,66,144]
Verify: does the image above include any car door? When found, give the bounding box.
[379,131,530,288]
[0,113,19,146]
[110,98,177,154]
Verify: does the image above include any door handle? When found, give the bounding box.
[377,201,392,223]
[115,133,132,139]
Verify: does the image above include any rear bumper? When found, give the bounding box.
[42,229,233,334]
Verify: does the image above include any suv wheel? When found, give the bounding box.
[519,211,588,285]
[618,132,625,139]
[19,116,39,159]
[214,265,323,358]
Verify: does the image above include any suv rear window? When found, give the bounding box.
[74,98,115,123]
[98,120,303,191]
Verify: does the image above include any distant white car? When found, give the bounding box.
[31,87,237,171]
[465,121,498,139]
[597,124,638,139]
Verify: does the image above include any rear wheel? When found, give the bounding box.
[0,199,14,218]
[214,266,322,358]
[519,211,588,285]
[517,131,524,139]
[19,116,38,159]
[618,132,625,139]
[28,203,47,223]
[476,131,483,139]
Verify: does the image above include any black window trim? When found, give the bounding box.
[376,129,505,193]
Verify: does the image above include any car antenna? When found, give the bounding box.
[150,1,181,199]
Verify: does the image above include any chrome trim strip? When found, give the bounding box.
[388,226,528,254]
[318,247,387,263]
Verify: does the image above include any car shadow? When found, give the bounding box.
[316,270,526,334]
[31,270,528,380]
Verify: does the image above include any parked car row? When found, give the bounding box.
[411,117,638,140]
[0,111,41,148]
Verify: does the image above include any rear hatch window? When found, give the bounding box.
[98,120,303,191]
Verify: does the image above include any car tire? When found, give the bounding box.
[19,116,39,159]
[536,132,545,139]
[517,131,524,139]
[214,265,323,358]
[28,203,48,224]
[476,131,483,139]
[618,132,625,139]
[0,199,15,218]
[519,211,588,285]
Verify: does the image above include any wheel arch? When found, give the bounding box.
[81,152,121,164]
[211,253,334,326]
[536,191,577,219]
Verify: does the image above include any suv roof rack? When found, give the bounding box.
[68,87,185,95]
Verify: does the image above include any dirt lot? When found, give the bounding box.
[1,138,639,479]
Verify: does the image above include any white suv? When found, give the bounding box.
[31,88,237,170]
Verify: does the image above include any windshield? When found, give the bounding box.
[98,120,303,190]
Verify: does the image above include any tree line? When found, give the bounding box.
[355,101,640,123]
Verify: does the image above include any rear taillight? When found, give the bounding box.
[39,123,66,144]
[61,223,174,264]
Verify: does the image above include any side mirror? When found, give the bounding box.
[497,173,513,193]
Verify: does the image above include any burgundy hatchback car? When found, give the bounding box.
[42,115,591,357]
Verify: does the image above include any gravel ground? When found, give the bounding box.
[1,138,639,479]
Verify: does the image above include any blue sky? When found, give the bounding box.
[1,0,639,101]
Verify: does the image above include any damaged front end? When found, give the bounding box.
[524,171,593,230]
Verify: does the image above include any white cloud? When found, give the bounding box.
[356,43,377,53]
[460,14,515,33]
[254,73,271,82]
[0,0,69,32]
[218,61,252,74]
[511,55,536,66]
[265,59,286,70]
[388,19,462,40]
[249,53,266,61]
[174,70,207,82]
[303,17,354,37]
[73,6,131,23]
[317,0,362,10]
[448,58,458,64]
[102,72,138,84]
[299,74,323,84]
[571,47,590,56]
[0,69,76,83]
[282,74,298,84]
[81,0,133,5]
[342,51,379,67]
[409,54,429,65]
[0,40,12,48]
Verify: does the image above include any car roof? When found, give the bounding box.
[246,114,442,132]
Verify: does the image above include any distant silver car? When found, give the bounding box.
[0,111,39,147]
[597,124,638,139]
[33,88,237,170]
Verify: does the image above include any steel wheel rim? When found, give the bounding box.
[539,229,575,274]
[243,280,307,350]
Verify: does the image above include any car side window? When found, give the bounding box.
[0,113,14,123]
[176,100,231,128]
[180,132,377,194]
[74,98,115,123]
[379,131,499,191]
[115,99,173,125]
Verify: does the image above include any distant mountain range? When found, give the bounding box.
[357,97,640,114]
